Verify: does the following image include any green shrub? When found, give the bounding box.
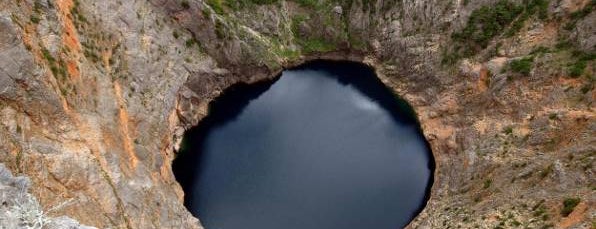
[569,61,587,77]
[42,49,56,64]
[530,46,550,55]
[181,0,190,9]
[509,56,534,75]
[483,179,492,189]
[30,15,40,24]
[561,198,580,216]
[568,51,595,77]
[445,0,524,62]
[503,126,513,134]
[548,113,558,120]
[185,38,196,47]
[526,0,550,20]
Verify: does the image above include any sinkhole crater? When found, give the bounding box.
[173,60,434,229]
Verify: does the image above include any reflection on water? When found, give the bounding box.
[173,61,434,229]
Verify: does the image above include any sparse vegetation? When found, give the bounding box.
[530,46,550,55]
[539,164,553,178]
[569,61,587,77]
[71,0,87,27]
[565,0,595,30]
[568,51,595,77]
[451,0,523,54]
[81,41,100,63]
[526,0,550,20]
[270,39,300,60]
[301,38,336,53]
[206,0,225,14]
[290,15,337,53]
[214,20,226,39]
[41,48,68,79]
[533,205,547,217]
[444,0,553,64]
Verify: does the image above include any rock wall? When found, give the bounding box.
[0,0,593,228]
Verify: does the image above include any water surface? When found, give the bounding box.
[173,61,434,229]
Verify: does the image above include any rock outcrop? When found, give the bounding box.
[0,0,593,228]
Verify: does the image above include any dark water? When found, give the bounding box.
[173,61,434,229]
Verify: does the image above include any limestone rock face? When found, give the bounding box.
[0,163,95,229]
[0,0,594,228]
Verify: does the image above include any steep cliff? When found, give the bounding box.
[0,0,593,228]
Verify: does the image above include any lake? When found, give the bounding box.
[173,60,434,229]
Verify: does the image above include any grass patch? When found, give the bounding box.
[301,38,336,53]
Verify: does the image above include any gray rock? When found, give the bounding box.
[333,6,343,15]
